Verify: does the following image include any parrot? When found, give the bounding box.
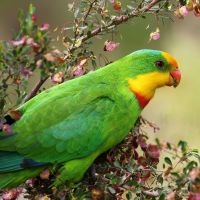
[0,49,181,189]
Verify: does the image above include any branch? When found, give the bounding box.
[23,77,48,103]
[68,0,161,54]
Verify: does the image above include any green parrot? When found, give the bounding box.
[0,49,181,189]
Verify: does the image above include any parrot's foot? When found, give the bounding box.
[53,153,98,187]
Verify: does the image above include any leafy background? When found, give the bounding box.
[0,0,199,151]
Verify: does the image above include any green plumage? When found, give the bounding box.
[0,49,175,189]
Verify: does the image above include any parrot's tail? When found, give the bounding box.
[0,167,43,190]
[0,151,46,190]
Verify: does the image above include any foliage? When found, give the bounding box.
[0,1,200,199]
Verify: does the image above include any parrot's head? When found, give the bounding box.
[127,49,181,108]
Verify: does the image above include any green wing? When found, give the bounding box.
[0,75,137,166]
[16,96,116,163]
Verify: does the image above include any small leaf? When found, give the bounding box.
[113,160,121,168]
[155,138,160,147]
[164,157,173,166]
[126,191,132,200]
[28,4,36,15]
[74,8,80,18]
[74,38,82,48]
[178,140,188,153]
[157,174,164,185]
[92,60,97,68]
[184,161,198,174]
[159,193,166,200]
[166,142,172,150]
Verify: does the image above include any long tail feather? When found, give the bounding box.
[0,167,43,190]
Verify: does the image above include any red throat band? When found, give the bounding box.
[134,92,150,109]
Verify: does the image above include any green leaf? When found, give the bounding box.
[159,193,165,200]
[155,138,160,147]
[113,160,121,168]
[171,172,180,178]
[28,4,36,15]
[178,140,188,153]
[157,174,164,185]
[166,142,172,150]
[0,98,5,110]
[18,9,24,29]
[126,191,132,200]
[92,59,97,68]
[179,0,187,6]
[184,161,198,174]
[164,157,173,166]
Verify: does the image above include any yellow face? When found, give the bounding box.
[128,71,171,99]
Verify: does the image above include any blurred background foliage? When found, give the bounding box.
[0,0,199,150]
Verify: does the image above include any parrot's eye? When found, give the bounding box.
[155,60,165,68]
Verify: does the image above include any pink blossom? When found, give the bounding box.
[166,192,175,200]
[73,58,88,77]
[26,38,40,52]
[77,59,87,68]
[2,124,13,135]
[149,28,160,41]
[104,40,120,52]
[36,59,43,68]
[21,67,33,78]
[26,178,36,186]
[44,50,63,62]
[40,23,50,31]
[188,193,200,200]
[138,136,147,149]
[147,144,160,159]
[51,72,64,84]
[189,167,200,180]
[179,6,189,17]
[2,189,21,200]
[44,52,56,62]
[73,67,85,77]
[26,37,39,48]
[11,36,27,46]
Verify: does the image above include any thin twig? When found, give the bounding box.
[23,77,48,103]
[83,0,98,23]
